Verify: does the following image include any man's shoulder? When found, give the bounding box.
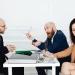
[54,30,66,39]
[56,30,63,34]
[56,30,65,36]
[0,35,3,39]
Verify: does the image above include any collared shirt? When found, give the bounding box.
[51,30,57,44]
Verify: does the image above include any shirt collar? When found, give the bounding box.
[51,30,57,43]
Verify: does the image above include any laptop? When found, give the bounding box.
[8,53,39,64]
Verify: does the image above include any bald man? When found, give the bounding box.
[26,22,71,75]
[0,18,24,75]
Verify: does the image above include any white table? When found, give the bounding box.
[3,54,60,75]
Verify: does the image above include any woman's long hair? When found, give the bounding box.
[69,18,75,44]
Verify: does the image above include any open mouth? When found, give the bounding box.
[47,33,51,35]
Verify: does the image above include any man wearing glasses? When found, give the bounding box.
[0,18,24,75]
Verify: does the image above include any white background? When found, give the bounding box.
[0,0,75,50]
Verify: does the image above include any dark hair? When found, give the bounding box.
[69,18,75,44]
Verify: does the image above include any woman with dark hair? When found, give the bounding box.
[44,18,75,75]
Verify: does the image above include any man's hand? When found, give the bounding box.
[32,41,42,47]
[26,33,34,40]
[44,51,54,58]
[6,45,16,52]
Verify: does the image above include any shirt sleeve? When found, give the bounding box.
[3,46,9,54]
[32,39,45,50]
[54,45,74,58]
[0,35,8,54]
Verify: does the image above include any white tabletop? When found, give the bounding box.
[3,55,60,67]
[3,53,60,75]
[4,62,60,67]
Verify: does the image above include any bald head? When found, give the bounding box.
[44,22,56,38]
[0,18,5,26]
[0,18,6,34]
[44,22,56,32]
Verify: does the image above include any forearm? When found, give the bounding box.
[32,39,45,50]
[3,46,9,54]
[37,43,45,50]
[53,47,73,59]
[53,53,65,59]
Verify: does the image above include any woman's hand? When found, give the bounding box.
[44,51,54,58]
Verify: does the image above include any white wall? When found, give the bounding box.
[0,0,75,50]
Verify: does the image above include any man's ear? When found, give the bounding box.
[52,25,56,32]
